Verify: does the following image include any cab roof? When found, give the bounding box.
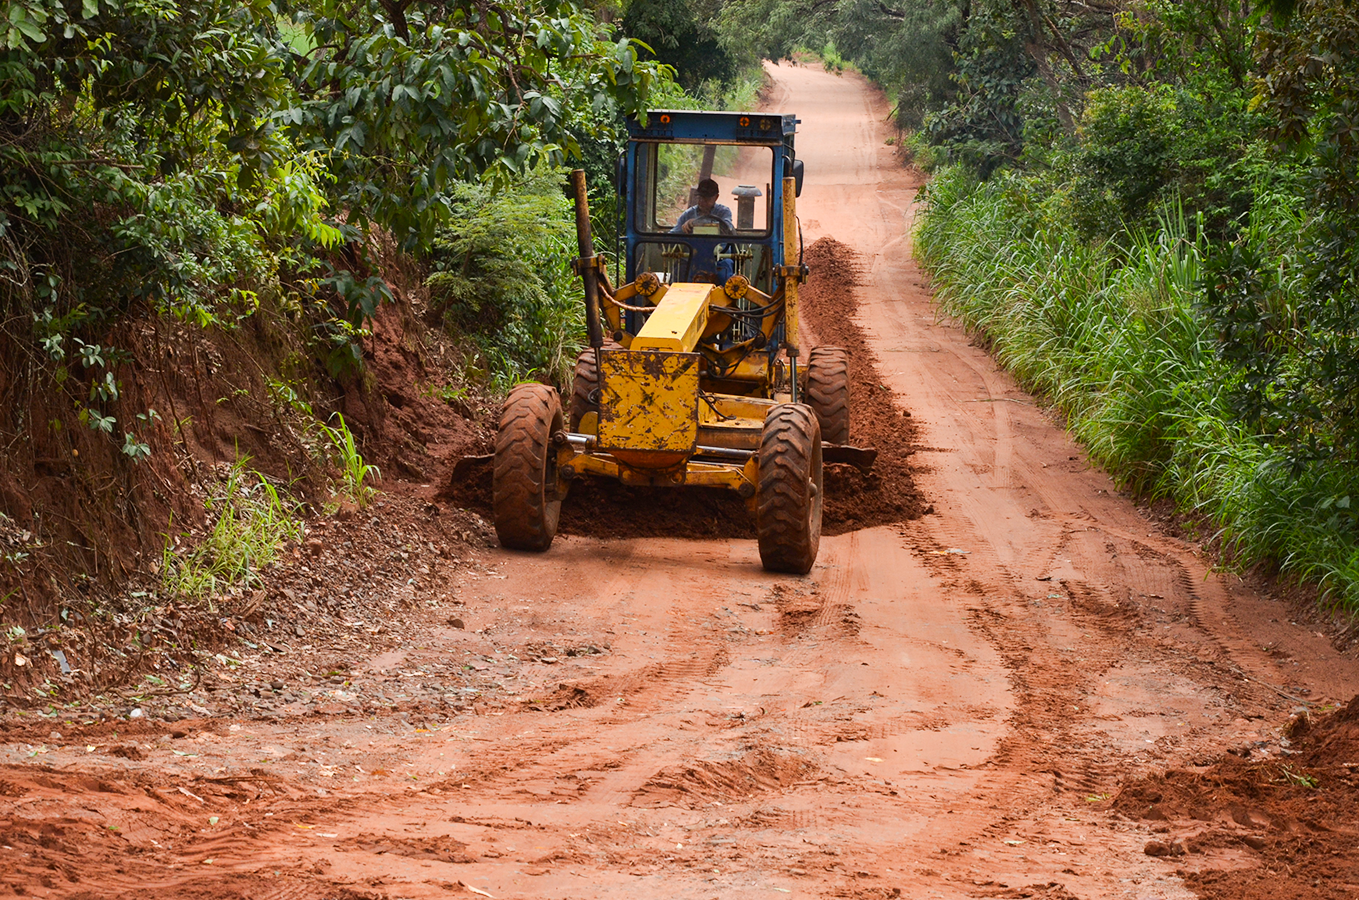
[626,110,798,145]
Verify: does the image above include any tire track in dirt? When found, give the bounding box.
[1041,510,1306,705]
[0,760,388,898]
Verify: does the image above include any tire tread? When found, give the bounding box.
[806,346,850,445]
[493,383,563,551]
[756,403,823,574]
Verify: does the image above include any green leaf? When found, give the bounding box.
[15,15,44,43]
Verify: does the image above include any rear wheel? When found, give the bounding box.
[805,346,850,444]
[493,383,564,551]
[756,403,823,574]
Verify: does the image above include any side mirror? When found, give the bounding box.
[791,158,805,197]
[616,153,627,197]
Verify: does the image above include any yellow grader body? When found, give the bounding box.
[490,110,871,574]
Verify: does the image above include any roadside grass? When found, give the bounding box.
[915,165,1359,610]
[318,412,381,509]
[265,378,382,509]
[160,459,303,607]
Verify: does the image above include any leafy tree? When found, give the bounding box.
[922,1,1036,174]
[0,0,663,456]
[1205,0,1359,465]
[288,0,661,253]
[622,0,735,91]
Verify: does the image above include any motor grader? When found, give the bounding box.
[491,110,867,574]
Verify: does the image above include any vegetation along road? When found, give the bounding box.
[5,59,1359,900]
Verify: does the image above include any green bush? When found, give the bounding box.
[917,165,1359,609]
[425,168,583,392]
[1,0,665,458]
[1070,85,1179,237]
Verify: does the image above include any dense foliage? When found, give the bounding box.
[0,0,662,455]
[623,0,739,92]
[425,166,582,389]
[869,0,1359,605]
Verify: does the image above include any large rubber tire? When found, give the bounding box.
[568,343,621,432]
[805,346,850,445]
[756,403,824,574]
[493,383,564,551]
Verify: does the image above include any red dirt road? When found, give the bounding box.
[3,62,1359,900]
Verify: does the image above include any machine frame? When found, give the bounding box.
[491,110,862,574]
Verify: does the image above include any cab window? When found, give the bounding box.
[633,142,774,235]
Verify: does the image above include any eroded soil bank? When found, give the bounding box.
[1,61,1358,900]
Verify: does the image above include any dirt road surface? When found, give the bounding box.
[4,62,1359,900]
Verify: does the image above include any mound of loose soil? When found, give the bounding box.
[799,236,927,532]
[445,236,927,539]
[1110,695,1359,900]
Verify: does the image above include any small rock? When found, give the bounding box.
[539,657,558,664]
[271,680,285,691]
[1144,840,1184,857]
[129,708,144,719]
[448,617,465,630]
[1283,708,1312,739]
[49,731,61,741]
[294,624,305,637]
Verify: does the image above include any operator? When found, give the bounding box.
[673,178,734,235]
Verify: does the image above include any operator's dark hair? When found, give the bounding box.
[696,178,719,197]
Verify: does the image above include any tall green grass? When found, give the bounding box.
[317,412,381,509]
[916,165,1359,609]
[160,460,303,607]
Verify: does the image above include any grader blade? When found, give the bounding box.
[822,443,877,471]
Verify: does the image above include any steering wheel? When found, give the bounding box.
[688,214,733,235]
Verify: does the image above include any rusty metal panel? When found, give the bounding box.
[598,350,699,455]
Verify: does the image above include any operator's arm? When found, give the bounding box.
[672,207,696,234]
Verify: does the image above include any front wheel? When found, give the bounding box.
[493,383,564,551]
[756,403,823,574]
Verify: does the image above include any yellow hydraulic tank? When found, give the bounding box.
[631,283,714,352]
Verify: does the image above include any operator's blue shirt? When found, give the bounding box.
[673,202,734,233]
